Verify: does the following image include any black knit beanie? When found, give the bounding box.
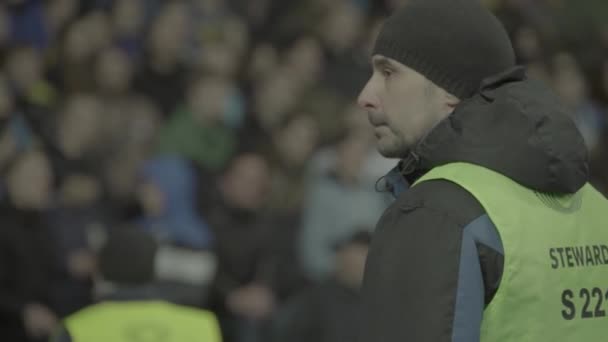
[373,0,516,99]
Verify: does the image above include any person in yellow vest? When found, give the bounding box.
[355,0,608,341]
[51,227,222,342]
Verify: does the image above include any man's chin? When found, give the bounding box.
[376,144,408,159]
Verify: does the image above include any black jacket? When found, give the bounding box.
[357,67,590,342]
[205,201,280,311]
[276,278,361,342]
[0,204,59,342]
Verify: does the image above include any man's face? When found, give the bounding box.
[358,55,457,158]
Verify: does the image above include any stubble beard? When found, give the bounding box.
[376,132,410,159]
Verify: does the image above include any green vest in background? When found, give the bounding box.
[415,162,608,342]
[64,300,222,342]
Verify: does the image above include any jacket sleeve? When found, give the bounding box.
[357,202,485,342]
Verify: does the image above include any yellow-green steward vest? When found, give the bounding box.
[64,300,222,342]
[414,162,608,341]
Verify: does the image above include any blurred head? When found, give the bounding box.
[320,2,365,54]
[254,71,298,130]
[220,153,271,211]
[112,0,144,38]
[273,113,319,169]
[333,230,371,290]
[82,12,112,54]
[58,94,103,158]
[358,56,459,158]
[45,0,78,34]
[551,52,588,107]
[95,47,133,94]
[248,43,279,83]
[284,36,324,89]
[514,26,543,63]
[125,98,162,150]
[7,149,53,210]
[187,76,233,125]
[6,46,43,93]
[200,43,241,78]
[63,20,95,62]
[148,2,188,59]
[222,16,249,58]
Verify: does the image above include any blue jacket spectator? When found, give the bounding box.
[137,155,213,249]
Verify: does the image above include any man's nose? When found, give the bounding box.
[357,81,378,111]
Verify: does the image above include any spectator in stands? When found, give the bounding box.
[318,1,369,99]
[275,230,370,342]
[133,2,189,118]
[44,0,79,44]
[91,45,161,208]
[157,75,239,174]
[53,94,103,172]
[48,18,98,94]
[551,52,607,153]
[299,132,388,281]
[135,155,214,250]
[252,70,299,133]
[110,0,145,60]
[93,46,158,158]
[267,111,320,217]
[48,170,102,318]
[0,149,60,342]
[282,36,325,93]
[101,96,162,209]
[246,43,279,87]
[6,44,56,109]
[82,11,112,54]
[205,153,280,342]
[188,1,248,79]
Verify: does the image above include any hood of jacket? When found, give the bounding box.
[406,66,589,194]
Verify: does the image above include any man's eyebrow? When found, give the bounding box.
[372,56,393,69]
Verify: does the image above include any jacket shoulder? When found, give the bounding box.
[393,178,486,227]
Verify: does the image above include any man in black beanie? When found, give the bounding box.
[357,0,608,341]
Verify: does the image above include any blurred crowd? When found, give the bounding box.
[0,0,606,341]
